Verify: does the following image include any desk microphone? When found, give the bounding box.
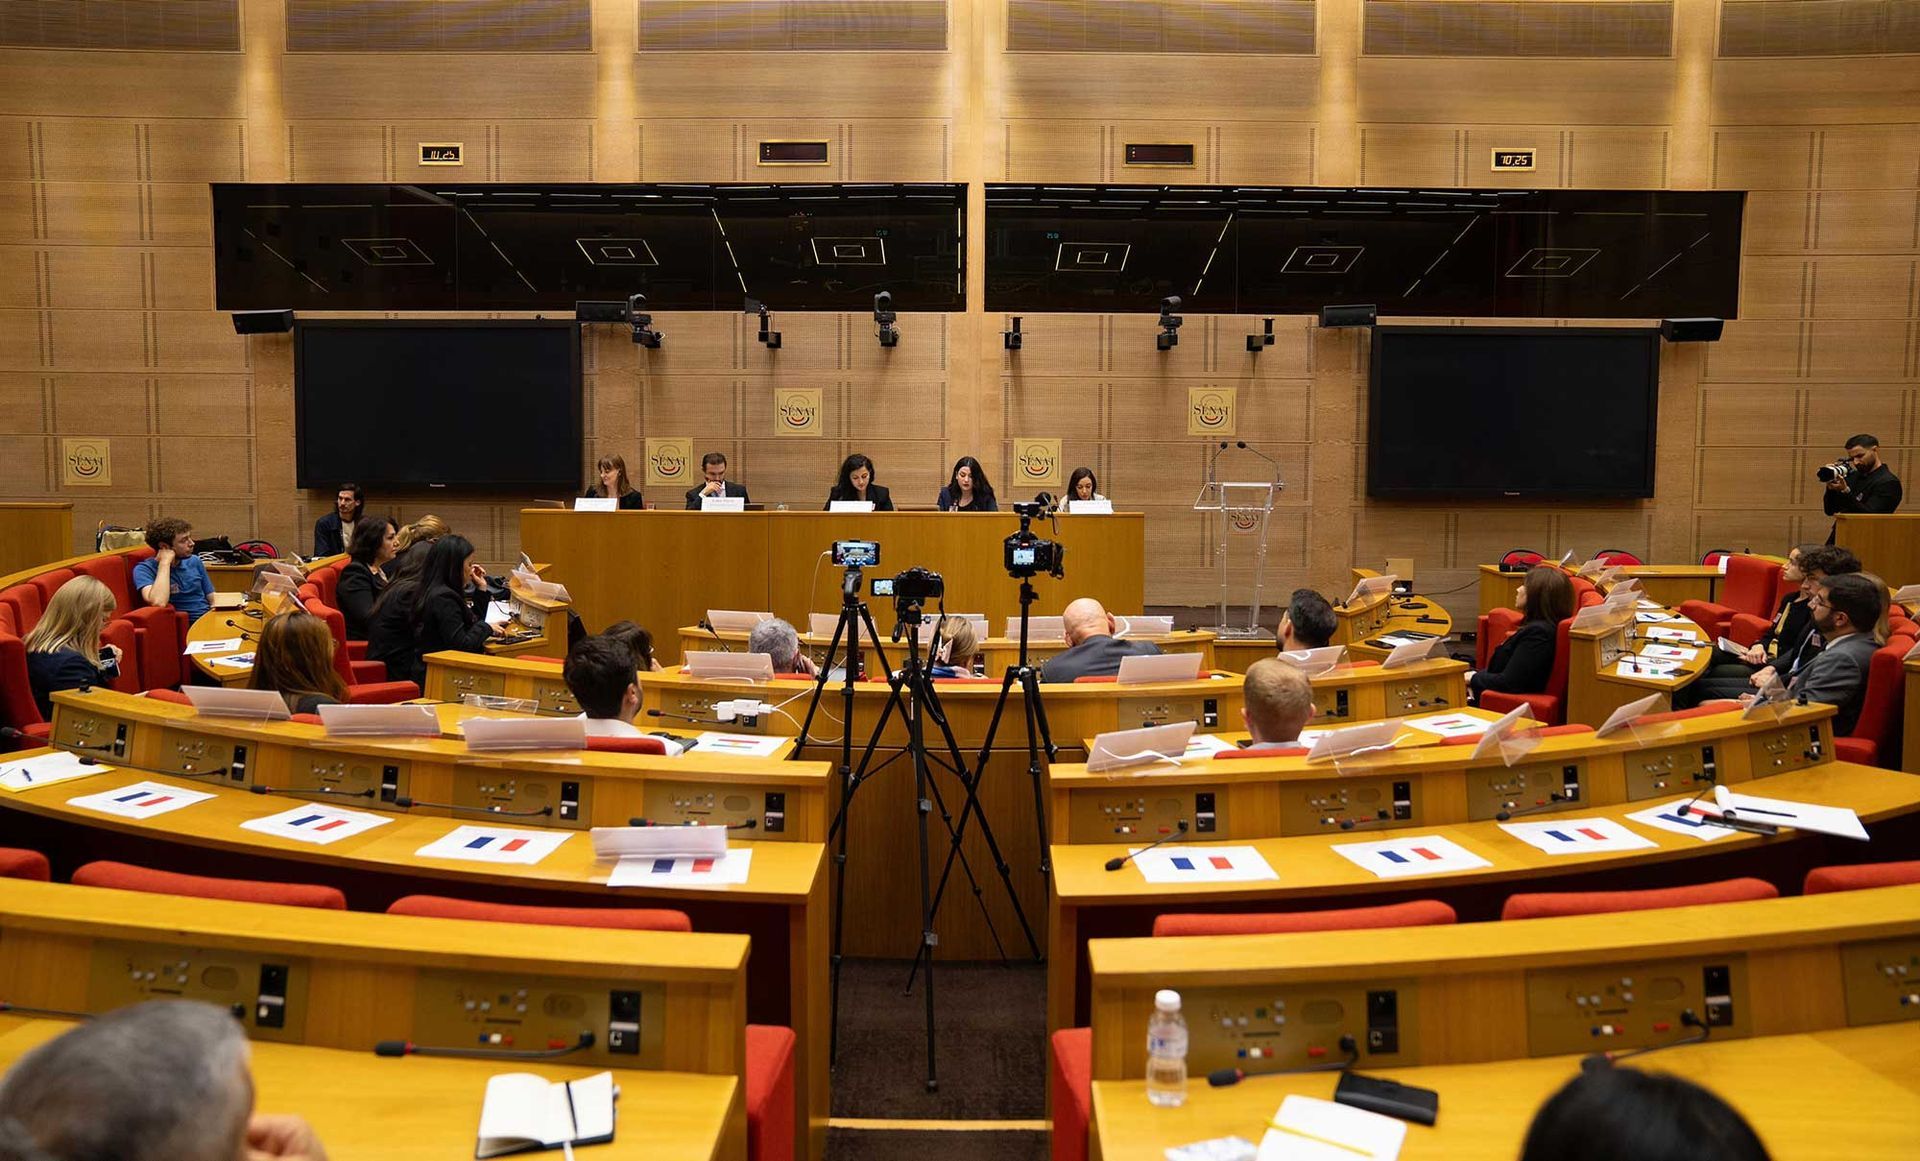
[629,817,758,831]
[222,619,261,640]
[393,796,552,818]
[647,708,729,727]
[249,783,373,801]
[375,1031,594,1060]
[0,1001,98,1021]
[1581,1009,1709,1072]
[1104,819,1189,872]
[696,619,730,651]
[1203,441,1230,484]
[1208,1034,1358,1087]
[1494,793,1573,822]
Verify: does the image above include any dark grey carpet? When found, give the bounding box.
[827,1129,1049,1161]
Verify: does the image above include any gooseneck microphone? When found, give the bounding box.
[393,796,553,818]
[250,783,374,801]
[0,1001,97,1021]
[629,817,758,831]
[374,1031,594,1060]
[1104,819,1190,872]
[1581,1009,1710,1072]
[1208,1034,1360,1087]
[1494,793,1573,822]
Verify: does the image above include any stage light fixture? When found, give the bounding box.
[1156,296,1183,351]
[1003,316,1023,351]
[1246,317,1275,353]
[874,291,899,348]
[746,297,781,350]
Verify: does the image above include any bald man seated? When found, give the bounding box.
[1037,598,1164,683]
[1239,657,1316,751]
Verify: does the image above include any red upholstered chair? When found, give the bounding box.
[1569,577,1604,609]
[1678,555,1780,642]
[1475,606,1524,670]
[71,554,135,613]
[0,848,50,880]
[0,611,48,747]
[1500,877,1777,920]
[1593,549,1643,566]
[72,860,347,909]
[1478,617,1573,726]
[26,568,75,617]
[1833,634,1914,768]
[301,597,418,703]
[145,688,192,705]
[0,584,44,634]
[1500,549,1544,570]
[1803,861,1920,895]
[1049,899,1459,1161]
[311,565,340,609]
[583,735,668,755]
[384,896,794,1161]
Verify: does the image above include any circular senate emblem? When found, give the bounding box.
[1192,393,1230,429]
[779,395,816,429]
[66,442,107,480]
[651,448,687,479]
[1020,446,1056,479]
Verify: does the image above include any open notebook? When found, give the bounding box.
[476,1070,615,1157]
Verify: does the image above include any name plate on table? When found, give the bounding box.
[573,497,618,512]
[1277,645,1347,676]
[685,651,775,681]
[707,610,774,633]
[1009,615,1065,641]
[183,687,289,720]
[700,496,746,512]
[829,500,875,513]
[1087,721,1198,773]
[1117,652,1203,685]
[1115,615,1174,637]
[1344,575,1396,606]
[1065,499,1113,514]
[1380,636,1449,668]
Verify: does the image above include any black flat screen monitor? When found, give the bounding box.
[1367,327,1660,500]
[294,320,582,490]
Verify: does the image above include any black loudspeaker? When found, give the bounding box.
[574,300,629,323]
[1319,304,1378,328]
[231,309,293,334]
[1660,317,1724,343]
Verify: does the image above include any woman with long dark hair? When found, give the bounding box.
[937,456,998,512]
[824,453,894,511]
[250,611,349,714]
[337,517,398,639]
[1469,565,1575,703]
[1067,467,1106,504]
[366,534,499,685]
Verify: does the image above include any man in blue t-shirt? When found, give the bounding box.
[132,517,214,623]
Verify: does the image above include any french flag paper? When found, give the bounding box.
[1131,845,1277,885]
[1624,800,1738,842]
[240,803,393,846]
[67,780,214,819]
[1498,816,1657,856]
[415,825,573,866]
[608,848,755,889]
[1330,834,1494,880]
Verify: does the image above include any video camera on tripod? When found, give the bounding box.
[889,566,944,622]
[1005,502,1064,580]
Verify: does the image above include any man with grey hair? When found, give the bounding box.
[0,1000,326,1161]
[748,617,817,676]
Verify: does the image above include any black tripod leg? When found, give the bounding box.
[1022,668,1057,881]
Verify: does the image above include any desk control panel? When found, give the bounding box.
[1467,760,1583,822]
[529,676,582,717]
[1116,695,1221,731]
[441,668,507,699]
[1184,982,1418,1073]
[1747,722,1829,777]
[1839,938,1920,1026]
[1066,789,1222,843]
[660,694,770,735]
[1385,677,1455,717]
[49,709,130,760]
[286,751,410,811]
[413,969,664,1068]
[1312,687,1352,723]
[1624,743,1716,801]
[1279,776,1414,834]
[641,781,791,837]
[450,770,589,829]
[154,727,254,788]
[1525,956,1748,1057]
[89,941,308,1043]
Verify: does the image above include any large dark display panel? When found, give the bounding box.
[986,185,1743,319]
[1368,327,1661,500]
[295,321,581,490]
[215,184,965,312]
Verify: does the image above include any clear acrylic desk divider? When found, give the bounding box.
[1308,720,1402,765]
[1469,704,1542,768]
[1277,645,1348,677]
[1381,636,1448,669]
[1594,692,1685,747]
[1344,574,1398,607]
[461,693,540,715]
[317,703,440,737]
[183,686,289,721]
[1194,478,1282,639]
[1741,675,1794,723]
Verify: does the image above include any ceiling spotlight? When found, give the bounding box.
[746,296,781,350]
[1246,318,1275,354]
[1003,316,1023,351]
[874,291,899,348]
[1156,295,1183,352]
[627,293,661,348]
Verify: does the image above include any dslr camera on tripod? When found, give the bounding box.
[890,566,945,616]
[1005,502,1064,580]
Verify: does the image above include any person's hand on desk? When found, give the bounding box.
[792,654,819,677]
[1740,644,1767,666]
[1749,665,1776,688]
[246,1113,327,1161]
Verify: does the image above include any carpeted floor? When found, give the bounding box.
[827,1128,1049,1161]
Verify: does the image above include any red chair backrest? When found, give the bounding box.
[1594,550,1644,566]
[0,630,43,729]
[387,894,692,932]
[0,848,50,881]
[301,597,358,688]
[1845,635,1913,748]
[1477,607,1524,670]
[1803,860,1920,895]
[72,860,347,909]
[584,735,668,755]
[1500,550,1543,569]
[146,689,192,705]
[1501,877,1777,920]
[71,555,135,615]
[1152,899,1457,938]
[0,585,41,633]
[298,583,322,606]
[1546,617,1574,700]
[1721,555,1781,619]
[313,565,340,608]
[26,569,75,617]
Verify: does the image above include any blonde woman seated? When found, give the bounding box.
[249,611,349,715]
[24,576,122,718]
[931,616,981,678]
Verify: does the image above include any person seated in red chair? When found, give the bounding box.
[602,620,665,673]
[23,577,121,718]
[1741,571,1884,735]
[1037,598,1163,683]
[1277,587,1336,652]
[133,517,214,624]
[930,616,981,678]
[1468,565,1573,705]
[1679,545,1856,708]
[563,636,645,738]
[249,611,347,716]
[747,618,818,677]
[1239,658,1314,751]
[312,482,363,557]
[0,1000,328,1161]
[336,517,398,641]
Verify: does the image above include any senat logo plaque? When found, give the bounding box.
[1491,148,1536,172]
[1013,438,1060,487]
[61,438,111,486]
[419,142,464,166]
[775,388,821,436]
[646,437,691,485]
[1187,388,1236,436]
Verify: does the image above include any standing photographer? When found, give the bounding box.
[1822,433,1902,544]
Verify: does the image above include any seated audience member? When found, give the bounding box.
[685,452,750,508]
[362,541,434,681]
[312,483,363,557]
[1469,565,1574,703]
[748,618,817,676]
[1240,658,1314,750]
[937,456,999,512]
[368,535,499,686]
[602,620,664,672]
[1038,598,1163,683]
[581,454,643,509]
[564,636,644,737]
[1738,546,1862,696]
[23,576,121,718]
[1067,467,1106,505]
[336,517,398,640]
[393,514,449,554]
[1520,1065,1770,1161]
[0,999,328,1161]
[249,611,348,715]
[824,453,894,511]
[1680,545,1837,706]
[132,517,214,624]
[931,616,981,678]
[1742,571,1883,734]
[1277,588,1337,652]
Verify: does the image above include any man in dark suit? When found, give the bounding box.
[685,452,751,509]
[1744,571,1884,735]
[312,483,363,556]
[1038,598,1163,683]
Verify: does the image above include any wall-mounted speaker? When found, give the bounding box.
[1319,304,1377,328]
[574,300,629,323]
[231,309,293,334]
[1659,317,1724,343]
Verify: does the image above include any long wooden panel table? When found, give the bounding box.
[1835,513,1920,592]
[677,625,1220,676]
[0,502,73,577]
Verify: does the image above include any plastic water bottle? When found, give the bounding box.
[1145,988,1189,1107]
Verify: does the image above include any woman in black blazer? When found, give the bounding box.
[336,517,398,640]
[936,456,998,512]
[371,534,500,686]
[581,454,644,509]
[1470,565,1575,702]
[824,453,894,511]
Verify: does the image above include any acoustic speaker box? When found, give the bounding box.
[1660,317,1724,343]
[574,300,630,323]
[1319,304,1378,328]
[231,309,293,334]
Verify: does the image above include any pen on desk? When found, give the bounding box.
[1727,804,1794,819]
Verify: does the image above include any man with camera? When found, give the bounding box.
[1822,433,1901,544]
[1038,598,1163,683]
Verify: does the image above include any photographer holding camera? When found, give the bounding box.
[1821,433,1901,544]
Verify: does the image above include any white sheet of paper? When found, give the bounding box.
[240,804,393,845]
[67,780,215,818]
[1257,1094,1406,1161]
[573,497,617,512]
[1625,799,1738,842]
[1641,625,1702,642]
[1184,734,1239,759]
[1638,644,1700,662]
[415,825,573,865]
[828,500,875,513]
[0,751,110,792]
[1636,611,1678,623]
[607,848,754,888]
[1498,817,1658,855]
[1613,658,1682,678]
[700,495,746,512]
[693,732,786,758]
[1705,789,1869,841]
[205,652,256,669]
[1715,636,1746,654]
[485,600,513,627]
[184,638,246,656]
[1399,712,1487,738]
[1330,834,1492,880]
[1131,845,1277,884]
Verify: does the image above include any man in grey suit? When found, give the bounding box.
[1038,598,1163,683]
[1744,571,1884,735]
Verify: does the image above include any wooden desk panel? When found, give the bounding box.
[1907,657,1920,775]
[1477,562,1724,619]
[0,502,73,577]
[675,625,1219,677]
[1836,514,1920,593]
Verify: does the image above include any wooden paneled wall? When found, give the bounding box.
[0,0,1914,623]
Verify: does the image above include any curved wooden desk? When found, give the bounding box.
[676,625,1221,676]
[1564,597,1713,726]
[1477,561,1727,618]
[202,552,345,595]
[1332,569,1455,660]
[188,595,556,686]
